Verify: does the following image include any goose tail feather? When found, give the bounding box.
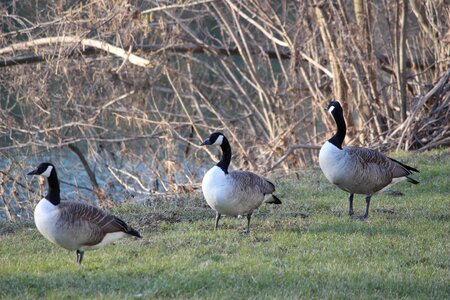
[265,194,282,204]
[127,227,142,238]
[406,177,419,185]
[389,157,420,173]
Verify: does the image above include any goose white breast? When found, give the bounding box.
[34,198,60,245]
[202,166,237,215]
[319,141,348,185]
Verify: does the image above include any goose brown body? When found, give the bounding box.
[35,200,140,251]
[202,167,277,216]
[320,144,418,195]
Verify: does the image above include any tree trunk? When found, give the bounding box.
[354,0,389,136]
[396,0,408,122]
[314,3,354,129]
[68,143,113,208]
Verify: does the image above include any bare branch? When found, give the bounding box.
[267,144,321,173]
[0,36,151,68]
[140,0,215,14]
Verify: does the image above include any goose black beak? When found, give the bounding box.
[201,138,212,146]
[27,169,39,176]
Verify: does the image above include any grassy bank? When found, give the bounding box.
[0,150,449,299]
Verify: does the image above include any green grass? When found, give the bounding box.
[0,149,449,299]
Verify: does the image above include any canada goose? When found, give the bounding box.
[319,100,419,220]
[27,162,142,264]
[200,132,281,233]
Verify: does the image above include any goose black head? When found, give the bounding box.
[27,162,56,178]
[201,132,225,146]
[326,100,343,116]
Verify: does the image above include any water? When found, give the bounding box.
[0,146,212,223]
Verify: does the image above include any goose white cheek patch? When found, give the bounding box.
[41,165,53,178]
[213,135,224,145]
[328,106,335,114]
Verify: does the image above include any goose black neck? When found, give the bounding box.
[329,110,346,149]
[217,137,231,174]
[45,171,61,205]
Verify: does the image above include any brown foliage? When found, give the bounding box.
[0,0,448,220]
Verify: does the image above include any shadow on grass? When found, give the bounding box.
[0,265,448,299]
[281,219,410,237]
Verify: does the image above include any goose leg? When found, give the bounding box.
[76,250,84,264]
[357,196,371,221]
[348,193,354,216]
[214,212,221,230]
[245,213,252,234]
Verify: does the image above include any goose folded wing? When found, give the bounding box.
[59,202,129,235]
[230,170,275,194]
[345,147,413,178]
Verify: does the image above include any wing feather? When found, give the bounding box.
[229,170,275,194]
[58,202,129,235]
[345,147,415,178]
